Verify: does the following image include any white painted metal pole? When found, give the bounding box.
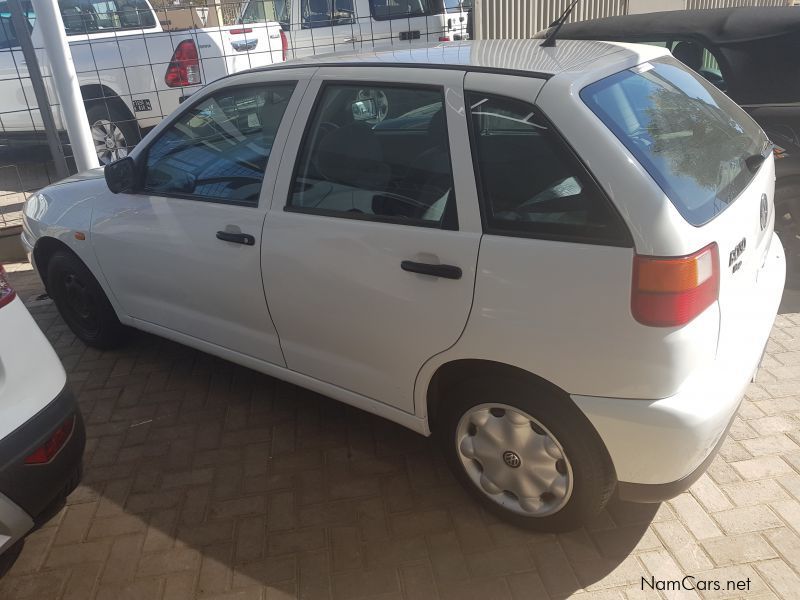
[31,0,99,171]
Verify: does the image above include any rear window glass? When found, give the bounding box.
[60,0,156,35]
[581,57,768,226]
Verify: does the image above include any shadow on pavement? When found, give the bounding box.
[0,265,666,599]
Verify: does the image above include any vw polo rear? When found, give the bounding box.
[539,52,785,500]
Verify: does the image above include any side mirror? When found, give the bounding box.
[104,157,137,194]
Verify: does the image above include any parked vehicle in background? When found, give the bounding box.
[0,0,285,163]
[550,7,800,285]
[234,0,469,59]
[0,264,85,555]
[22,40,784,531]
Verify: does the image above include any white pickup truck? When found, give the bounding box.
[0,0,286,163]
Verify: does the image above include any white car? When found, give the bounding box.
[21,39,785,531]
[0,265,85,555]
[234,0,470,59]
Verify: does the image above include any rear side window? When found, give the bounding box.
[369,0,442,21]
[466,92,630,245]
[581,57,769,226]
[0,1,34,49]
[59,0,157,34]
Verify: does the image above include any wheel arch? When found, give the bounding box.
[32,236,74,289]
[425,359,572,432]
[80,84,135,121]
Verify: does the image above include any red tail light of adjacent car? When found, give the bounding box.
[165,40,201,88]
[280,29,288,61]
[25,416,76,465]
[0,264,16,309]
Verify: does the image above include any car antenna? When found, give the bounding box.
[540,0,581,48]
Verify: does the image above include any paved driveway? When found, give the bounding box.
[3,262,800,600]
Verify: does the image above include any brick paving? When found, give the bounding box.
[3,262,800,599]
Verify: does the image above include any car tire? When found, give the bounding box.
[438,376,616,532]
[775,179,800,289]
[46,251,129,349]
[85,100,141,165]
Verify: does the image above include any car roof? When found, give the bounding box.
[554,7,800,46]
[246,39,666,79]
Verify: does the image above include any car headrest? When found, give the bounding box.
[672,41,704,72]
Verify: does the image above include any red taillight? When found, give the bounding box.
[439,36,451,42]
[229,27,252,35]
[165,40,201,88]
[25,416,75,465]
[632,243,719,327]
[0,264,15,309]
[280,29,288,61]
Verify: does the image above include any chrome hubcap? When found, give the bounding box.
[91,119,128,164]
[455,404,573,517]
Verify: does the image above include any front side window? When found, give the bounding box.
[300,0,355,29]
[289,83,456,228]
[144,83,296,206]
[59,0,157,35]
[467,92,629,244]
[369,0,442,21]
[581,57,768,225]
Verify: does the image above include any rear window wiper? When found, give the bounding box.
[745,141,775,174]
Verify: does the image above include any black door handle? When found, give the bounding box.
[401,260,462,280]
[216,231,255,246]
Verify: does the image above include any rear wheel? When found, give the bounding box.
[85,101,140,165]
[775,179,800,289]
[438,376,615,532]
[47,251,128,349]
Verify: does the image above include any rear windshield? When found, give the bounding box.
[581,57,768,226]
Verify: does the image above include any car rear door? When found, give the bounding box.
[90,69,313,366]
[260,66,481,413]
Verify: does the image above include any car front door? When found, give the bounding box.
[260,67,482,413]
[91,69,312,366]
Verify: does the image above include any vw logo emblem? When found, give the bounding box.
[503,451,521,468]
[760,194,769,231]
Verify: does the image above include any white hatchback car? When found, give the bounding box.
[0,265,85,555]
[21,39,785,531]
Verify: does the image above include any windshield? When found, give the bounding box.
[581,57,768,226]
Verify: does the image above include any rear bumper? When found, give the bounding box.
[0,385,85,554]
[572,233,786,500]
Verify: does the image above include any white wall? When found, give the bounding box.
[628,0,684,13]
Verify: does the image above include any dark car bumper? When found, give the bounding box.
[0,385,85,521]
